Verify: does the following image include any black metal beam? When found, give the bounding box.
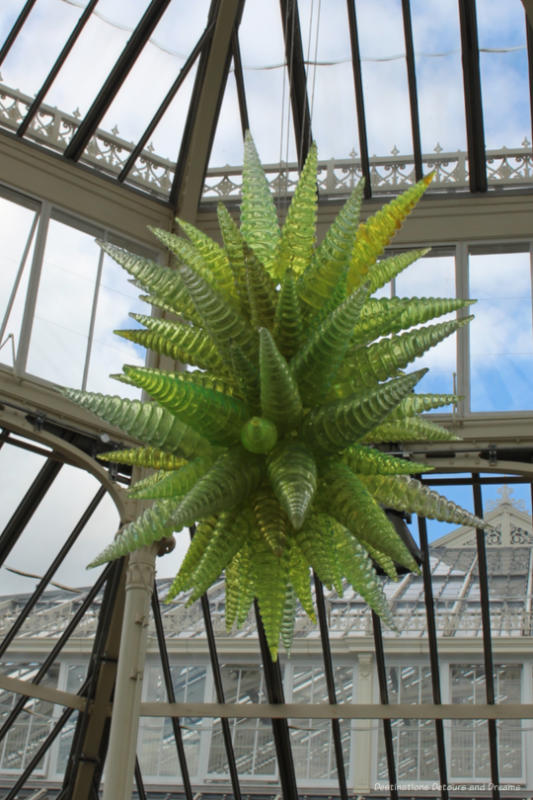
[0,563,112,743]
[0,457,62,567]
[422,474,530,487]
[472,474,500,800]
[346,0,371,198]
[189,528,242,799]
[401,0,423,181]
[458,0,487,192]
[255,601,299,800]
[372,611,398,800]
[17,0,100,138]
[0,428,9,452]
[118,22,215,183]
[59,559,125,800]
[0,486,105,658]
[525,9,533,150]
[134,757,148,800]
[313,574,349,800]
[151,587,194,800]
[279,0,312,168]
[169,0,245,215]
[232,31,250,135]
[418,516,449,800]
[0,0,37,67]
[64,0,172,162]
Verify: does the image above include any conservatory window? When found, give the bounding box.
[468,245,533,412]
[449,663,522,781]
[288,665,354,783]
[0,186,159,394]
[137,662,207,781]
[208,665,277,779]
[0,661,60,775]
[376,663,438,784]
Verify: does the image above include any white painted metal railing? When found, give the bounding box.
[1,82,532,201]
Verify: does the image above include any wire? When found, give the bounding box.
[56,0,526,66]
[309,0,321,128]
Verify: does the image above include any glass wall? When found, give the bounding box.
[0,185,160,397]
[377,660,524,787]
[376,663,439,783]
[450,663,522,781]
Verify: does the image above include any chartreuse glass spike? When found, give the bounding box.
[347,173,434,292]
[64,136,487,659]
[98,447,187,470]
[241,131,280,274]
[217,203,249,316]
[273,268,304,359]
[320,463,419,571]
[273,143,317,278]
[121,366,249,446]
[59,389,211,457]
[117,313,225,374]
[298,180,364,317]
[342,444,430,475]
[291,283,368,403]
[360,474,490,530]
[366,248,430,293]
[97,241,201,324]
[259,328,302,429]
[244,244,277,328]
[267,441,317,529]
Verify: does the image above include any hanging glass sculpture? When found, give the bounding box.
[62,135,487,658]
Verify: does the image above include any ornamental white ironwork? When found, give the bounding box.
[1,82,533,201]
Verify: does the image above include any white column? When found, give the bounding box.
[352,652,374,793]
[102,543,158,800]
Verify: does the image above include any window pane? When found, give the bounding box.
[469,249,533,411]
[0,661,59,774]
[290,665,353,781]
[394,251,457,397]
[26,217,101,386]
[84,248,149,397]
[450,663,522,780]
[377,664,438,783]
[208,665,277,778]
[138,662,206,780]
[0,194,38,368]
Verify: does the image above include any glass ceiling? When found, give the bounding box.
[0,0,531,202]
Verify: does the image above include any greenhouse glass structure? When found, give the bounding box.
[1,0,533,798]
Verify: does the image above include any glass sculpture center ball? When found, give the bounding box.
[240,416,278,454]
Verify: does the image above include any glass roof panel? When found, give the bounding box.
[97,1,210,155]
[238,0,297,164]
[125,59,199,198]
[476,0,530,152]
[0,458,116,598]
[0,443,46,538]
[36,4,149,149]
[296,0,359,160]
[411,0,467,154]
[357,0,413,159]
[207,61,244,169]
[0,0,83,99]
[0,0,27,42]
